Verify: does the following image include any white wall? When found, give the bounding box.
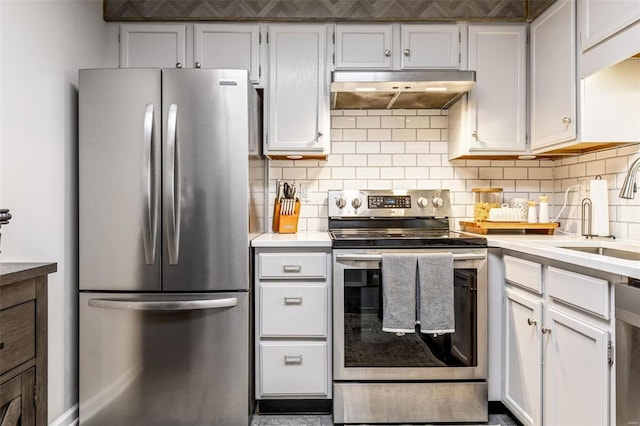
[0,1,118,423]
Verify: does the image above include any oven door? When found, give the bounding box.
[333,248,487,381]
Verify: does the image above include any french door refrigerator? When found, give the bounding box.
[78,68,264,425]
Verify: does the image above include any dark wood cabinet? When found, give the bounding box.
[0,263,56,426]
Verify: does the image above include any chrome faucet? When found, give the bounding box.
[619,156,640,199]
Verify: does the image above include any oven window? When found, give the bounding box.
[343,268,477,368]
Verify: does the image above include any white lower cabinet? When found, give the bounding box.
[502,254,612,426]
[259,342,329,396]
[255,248,331,399]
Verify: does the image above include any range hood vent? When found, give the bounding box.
[331,70,476,110]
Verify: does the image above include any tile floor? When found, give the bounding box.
[250,414,520,425]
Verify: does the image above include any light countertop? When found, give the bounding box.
[251,231,640,278]
[482,234,640,279]
[251,231,332,248]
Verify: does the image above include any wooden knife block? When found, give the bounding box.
[272,199,301,233]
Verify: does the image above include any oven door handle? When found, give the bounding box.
[335,253,486,262]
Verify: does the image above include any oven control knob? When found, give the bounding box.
[336,196,347,209]
[351,198,362,209]
[417,197,429,208]
[432,196,444,208]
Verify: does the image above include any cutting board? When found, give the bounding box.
[460,221,559,235]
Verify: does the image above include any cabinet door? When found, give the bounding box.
[335,25,392,69]
[530,0,577,149]
[193,24,262,85]
[119,24,186,69]
[267,24,329,156]
[543,307,610,426]
[503,287,542,426]
[401,24,459,69]
[467,25,527,153]
[580,0,640,51]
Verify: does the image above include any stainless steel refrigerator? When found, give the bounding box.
[78,68,265,425]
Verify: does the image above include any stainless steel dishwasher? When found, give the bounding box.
[615,281,640,426]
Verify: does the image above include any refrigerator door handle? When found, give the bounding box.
[166,103,181,265]
[88,297,238,311]
[142,103,158,265]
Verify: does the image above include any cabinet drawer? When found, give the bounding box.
[259,342,328,396]
[260,284,327,337]
[0,301,36,375]
[504,255,542,294]
[547,267,609,318]
[258,252,326,279]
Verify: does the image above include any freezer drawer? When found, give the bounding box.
[79,292,250,426]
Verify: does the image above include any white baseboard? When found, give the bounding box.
[50,403,79,426]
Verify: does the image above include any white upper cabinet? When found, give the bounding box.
[530,0,577,150]
[119,24,187,69]
[579,0,640,78]
[449,25,527,158]
[335,25,393,69]
[401,24,459,69]
[193,24,262,85]
[580,0,640,51]
[266,24,330,158]
[334,24,459,70]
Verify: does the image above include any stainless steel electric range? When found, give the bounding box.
[328,189,488,425]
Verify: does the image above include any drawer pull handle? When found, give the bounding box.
[0,341,4,350]
[283,265,302,273]
[527,318,537,326]
[541,327,552,334]
[284,354,303,364]
[284,297,303,305]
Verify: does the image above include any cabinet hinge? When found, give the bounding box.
[608,341,614,367]
[266,33,269,44]
[33,385,37,406]
[266,132,269,146]
[459,52,461,64]
[333,53,335,65]
[332,32,335,44]
[259,65,262,78]
[459,32,461,43]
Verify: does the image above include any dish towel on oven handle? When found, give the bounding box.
[417,253,455,334]
[381,253,418,334]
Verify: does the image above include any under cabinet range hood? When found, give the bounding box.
[330,70,476,110]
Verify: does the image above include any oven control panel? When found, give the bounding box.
[368,195,411,209]
[328,189,451,218]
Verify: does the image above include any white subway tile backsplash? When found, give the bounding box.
[267,109,639,240]
[343,129,367,141]
[356,116,381,128]
[368,129,392,141]
[417,128,441,141]
[392,129,417,141]
[381,116,406,128]
[332,116,356,128]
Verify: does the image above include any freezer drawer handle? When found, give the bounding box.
[284,296,303,305]
[88,297,238,311]
[283,354,303,364]
[142,103,158,265]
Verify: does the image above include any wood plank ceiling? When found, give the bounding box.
[103,0,556,22]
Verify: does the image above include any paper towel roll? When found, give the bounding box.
[589,179,609,236]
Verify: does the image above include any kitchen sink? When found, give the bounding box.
[558,246,640,261]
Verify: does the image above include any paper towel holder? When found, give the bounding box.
[581,196,615,240]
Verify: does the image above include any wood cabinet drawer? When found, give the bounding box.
[547,267,609,318]
[0,301,36,375]
[259,342,328,396]
[504,255,543,294]
[260,284,327,337]
[258,252,326,279]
